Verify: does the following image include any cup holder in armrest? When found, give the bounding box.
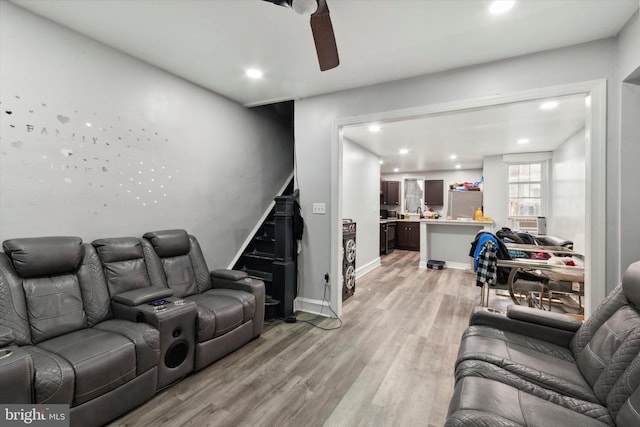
[0,349,13,360]
[484,307,505,315]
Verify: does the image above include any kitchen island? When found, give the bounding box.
[418,219,493,270]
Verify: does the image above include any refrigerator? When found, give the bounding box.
[447,191,483,219]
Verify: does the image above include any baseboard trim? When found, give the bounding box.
[356,257,381,279]
[294,297,335,318]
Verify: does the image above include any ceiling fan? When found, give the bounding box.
[263,0,339,71]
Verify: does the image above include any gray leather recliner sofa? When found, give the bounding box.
[142,229,265,370]
[0,237,160,427]
[0,231,265,426]
[445,260,640,426]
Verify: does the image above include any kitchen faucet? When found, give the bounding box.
[417,207,422,216]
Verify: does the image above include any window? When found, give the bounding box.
[404,179,423,213]
[508,162,544,216]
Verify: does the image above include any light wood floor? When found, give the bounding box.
[109,250,486,427]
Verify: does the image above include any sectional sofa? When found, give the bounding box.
[0,229,264,427]
[445,260,640,426]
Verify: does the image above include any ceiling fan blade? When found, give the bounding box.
[262,0,293,8]
[310,0,339,71]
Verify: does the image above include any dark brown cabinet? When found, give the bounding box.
[424,179,444,206]
[380,181,400,206]
[395,221,420,251]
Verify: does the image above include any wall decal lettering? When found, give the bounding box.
[1,93,176,214]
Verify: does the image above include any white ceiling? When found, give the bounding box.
[11,0,637,107]
[343,94,588,172]
[9,0,637,173]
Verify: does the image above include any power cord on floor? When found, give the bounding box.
[296,274,342,330]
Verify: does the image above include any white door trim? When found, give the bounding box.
[330,79,607,317]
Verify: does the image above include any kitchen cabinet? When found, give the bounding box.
[380,181,400,206]
[396,221,420,251]
[424,179,444,206]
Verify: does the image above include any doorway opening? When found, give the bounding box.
[333,80,606,318]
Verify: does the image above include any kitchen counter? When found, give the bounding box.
[418,219,494,270]
[379,218,400,224]
[380,218,491,225]
[380,217,438,223]
[420,218,491,226]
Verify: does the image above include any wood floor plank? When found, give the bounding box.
[109,250,483,427]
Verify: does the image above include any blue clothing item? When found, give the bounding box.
[473,233,500,271]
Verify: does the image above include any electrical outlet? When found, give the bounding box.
[312,203,326,214]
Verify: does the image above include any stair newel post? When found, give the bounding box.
[273,195,297,319]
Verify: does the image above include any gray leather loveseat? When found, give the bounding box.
[445,260,640,426]
[0,230,264,427]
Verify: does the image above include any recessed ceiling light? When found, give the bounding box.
[540,100,558,110]
[517,138,530,144]
[455,164,461,169]
[399,148,409,155]
[450,154,457,160]
[393,168,399,173]
[85,122,92,127]
[489,0,515,15]
[379,160,384,165]
[368,124,381,133]
[245,68,263,79]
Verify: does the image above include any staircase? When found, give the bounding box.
[237,216,276,296]
[234,180,297,320]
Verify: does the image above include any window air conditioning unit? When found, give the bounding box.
[507,216,547,235]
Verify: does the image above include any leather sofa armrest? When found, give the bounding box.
[112,287,174,306]
[210,269,265,338]
[0,345,34,403]
[210,269,264,295]
[469,306,576,348]
[0,325,15,347]
[210,269,249,282]
[506,305,582,332]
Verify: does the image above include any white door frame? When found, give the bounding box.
[330,79,606,317]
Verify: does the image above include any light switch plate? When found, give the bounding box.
[312,203,326,214]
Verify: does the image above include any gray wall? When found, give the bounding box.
[482,155,508,231]
[0,2,293,268]
[617,10,640,277]
[618,10,640,82]
[549,129,586,253]
[342,138,381,277]
[620,82,640,273]
[295,38,623,308]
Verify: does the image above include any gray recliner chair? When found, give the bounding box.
[0,237,160,427]
[142,229,265,370]
[446,260,640,426]
[92,236,198,389]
